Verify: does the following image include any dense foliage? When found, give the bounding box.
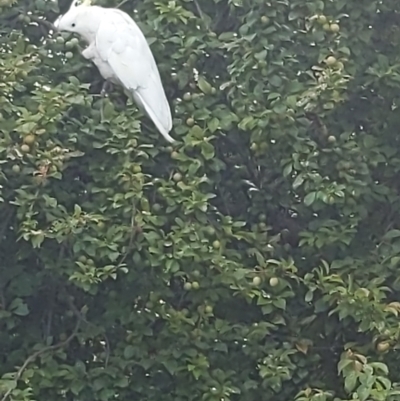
[1,0,400,400]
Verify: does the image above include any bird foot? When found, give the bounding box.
[100,81,114,122]
[100,81,114,97]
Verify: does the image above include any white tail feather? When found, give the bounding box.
[133,91,175,143]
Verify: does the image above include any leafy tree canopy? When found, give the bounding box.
[1,0,400,401]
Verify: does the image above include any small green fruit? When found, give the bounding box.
[23,134,36,145]
[336,61,344,70]
[205,305,213,313]
[186,117,195,127]
[173,172,182,182]
[269,277,279,287]
[325,56,337,66]
[153,203,162,212]
[250,143,258,151]
[206,226,216,235]
[21,144,30,153]
[377,341,390,353]
[183,92,192,101]
[258,213,267,222]
[330,23,340,33]
[261,16,270,24]
[212,240,221,249]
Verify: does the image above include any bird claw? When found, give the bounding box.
[100,81,113,122]
[100,81,113,97]
[100,99,105,122]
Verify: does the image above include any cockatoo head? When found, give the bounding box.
[54,0,99,42]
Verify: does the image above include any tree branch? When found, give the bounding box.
[29,16,57,33]
[116,203,136,268]
[0,317,81,401]
[193,0,209,29]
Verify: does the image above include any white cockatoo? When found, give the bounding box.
[54,0,175,143]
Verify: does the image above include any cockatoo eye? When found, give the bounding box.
[71,23,76,27]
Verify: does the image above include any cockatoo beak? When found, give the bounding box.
[53,0,92,31]
[53,15,62,30]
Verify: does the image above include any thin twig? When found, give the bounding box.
[104,335,110,367]
[0,318,81,401]
[29,16,57,33]
[193,0,209,29]
[44,307,53,340]
[0,208,14,242]
[193,0,204,20]
[62,287,112,368]
[0,209,14,310]
[116,0,129,9]
[0,287,5,310]
[117,203,136,268]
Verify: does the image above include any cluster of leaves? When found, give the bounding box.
[1,0,400,401]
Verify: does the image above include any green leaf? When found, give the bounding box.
[288,10,301,20]
[69,380,85,395]
[123,345,135,359]
[370,362,389,375]
[384,229,400,239]
[337,358,353,374]
[208,118,219,133]
[344,372,357,392]
[115,377,129,388]
[201,142,215,160]
[190,125,204,139]
[283,163,293,177]
[197,76,213,94]
[304,192,316,206]
[17,122,36,134]
[12,303,29,316]
[304,290,313,303]
[292,174,304,189]
[31,232,45,249]
[102,101,115,120]
[273,298,286,310]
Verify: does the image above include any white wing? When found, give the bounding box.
[95,10,174,142]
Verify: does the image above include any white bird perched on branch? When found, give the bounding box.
[54,0,175,143]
